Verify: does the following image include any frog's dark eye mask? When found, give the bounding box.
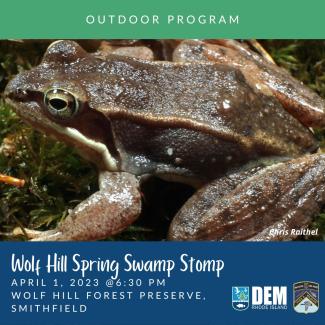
[6,86,120,171]
[44,88,80,119]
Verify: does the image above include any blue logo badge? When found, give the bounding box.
[293,281,319,314]
[232,286,249,311]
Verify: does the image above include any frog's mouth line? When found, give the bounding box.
[5,97,119,172]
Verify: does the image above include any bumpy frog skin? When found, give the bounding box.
[4,39,325,241]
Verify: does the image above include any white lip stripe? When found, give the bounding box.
[56,125,118,171]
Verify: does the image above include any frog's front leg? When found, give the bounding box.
[168,154,325,241]
[24,172,142,241]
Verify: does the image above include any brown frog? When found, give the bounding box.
[4,39,325,241]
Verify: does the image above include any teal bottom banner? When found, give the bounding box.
[0,242,323,325]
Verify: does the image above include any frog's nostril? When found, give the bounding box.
[4,73,30,100]
[4,81,33,105]
[4,79,21,98]
[16,88,27,96]
[6,88,27,101]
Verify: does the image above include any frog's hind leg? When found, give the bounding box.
[173,39,325,128]
[15,172,142,241]
[168,154,325,241]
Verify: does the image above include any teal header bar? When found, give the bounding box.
[0,0,324,39]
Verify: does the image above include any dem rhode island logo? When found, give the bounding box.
[293,281,319,314]
[232,287,249,311]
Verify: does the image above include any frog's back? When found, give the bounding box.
[91,54,316,158]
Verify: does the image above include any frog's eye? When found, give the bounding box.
[44,88,79,119]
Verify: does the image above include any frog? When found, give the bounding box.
[4,39,325,241]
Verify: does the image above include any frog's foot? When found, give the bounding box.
[173,39,325,127]
[18,172,141,241]
[168,154,325,241]
[12,227,63,241]
[29,231,63,241]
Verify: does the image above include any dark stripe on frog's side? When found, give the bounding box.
[108,118,311,183]
[110,119,255,181]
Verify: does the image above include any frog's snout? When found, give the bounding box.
[4,74,41,106]
[4,74,26,102]
[4,85,27,103]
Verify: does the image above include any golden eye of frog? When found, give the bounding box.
[4,39,325,241]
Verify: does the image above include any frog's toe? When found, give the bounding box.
[29,230,63,241]
[12,227,63,241]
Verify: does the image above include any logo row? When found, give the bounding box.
[232,281,319,314]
